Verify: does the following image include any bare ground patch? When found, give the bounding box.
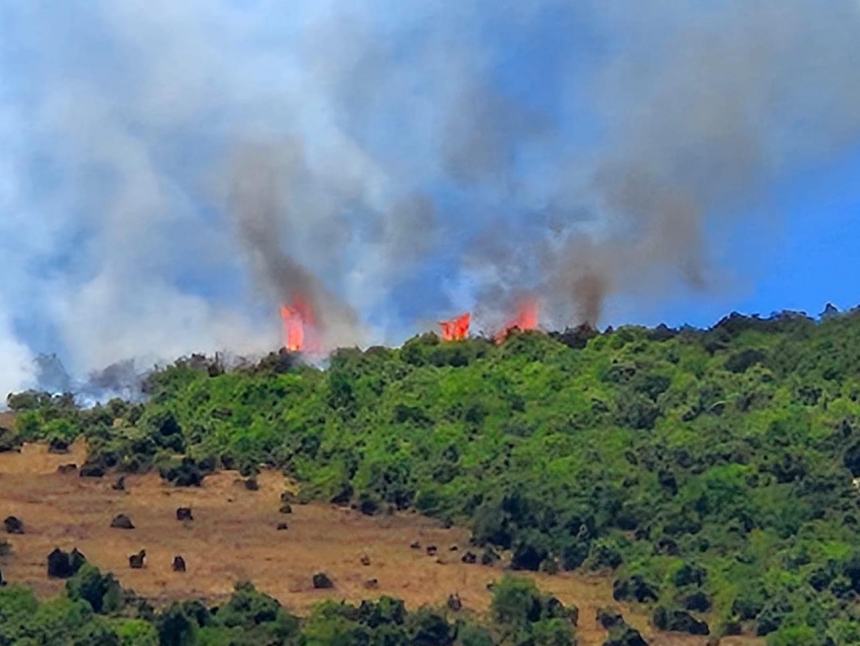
[0,443,756,645]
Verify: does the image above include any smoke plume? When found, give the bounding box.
[1,0,859,398]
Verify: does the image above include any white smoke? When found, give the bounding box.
[0,310,35,402]
[0,0,859,395]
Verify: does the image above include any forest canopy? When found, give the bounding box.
[6,309,860,643]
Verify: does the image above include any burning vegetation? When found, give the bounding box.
[438,313,471,342]
[279,297,320,354]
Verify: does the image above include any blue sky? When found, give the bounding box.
[0,1,859,395]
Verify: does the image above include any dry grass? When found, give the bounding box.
[0,442,758,645]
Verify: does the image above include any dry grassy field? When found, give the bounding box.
[0,442,757,645]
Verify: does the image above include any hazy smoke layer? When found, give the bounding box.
[0,0,859,398]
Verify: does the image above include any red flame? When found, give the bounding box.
[495,297,539,342]
[439,312,471,341]
[280,297,319,353]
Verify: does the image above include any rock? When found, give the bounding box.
[449,545,459,551]
[110,514,135,530]
[172,556,186,572]
[363,578,378,589]
[597,607,623,629]
[426,545,437,556]
[358,497,379,516]
[79,463,105,478]
[176,507,193,521]
[279,503,293,514]
[111,476,126,491]
[0,568,5,586]
[47,548,70,578]
[360,554,371,566]
[410,540,421,549]
[57,463,77,474]
[276,523,288,531]
[461,551,477,564]
[312,572,333,589]
[243,477,259,491]
[70,548,87,573]
[4,516,23,535]
[48,438,69,454]
[447,593,462,611]
[47,547,86,579]
[129,550,146,569]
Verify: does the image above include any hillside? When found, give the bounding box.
[5,309,860,643]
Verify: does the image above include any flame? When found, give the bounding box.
[439,312,471,341]
[279,296,319,353]
[495,297,539,342]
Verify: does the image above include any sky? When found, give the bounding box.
[0,0,859,398]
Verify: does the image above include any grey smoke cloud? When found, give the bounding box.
[0,0,859,400]
[468,0,860,327]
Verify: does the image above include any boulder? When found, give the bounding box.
[47,547,86,579]
[461,551,477,564]
[312,572,333,589]
[364,578,378,590]
[129,550,146,569]
[447,593,462,612]
[360,554,371,566]
[176,507,193,521]
[426,545,437,556]
[57,463,77,474]
[276,523,288,531]
[70,548,87,573]
[172,556,186,572]
[111,476,126,491]
[110,514,135,530]
[79,463,105,478]
[243,477,259,491]
[597,607,623,629]
[48,438,69,454]
[4,516,23,534]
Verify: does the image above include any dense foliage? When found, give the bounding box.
[7,309,860,643]
[0,568,572,646]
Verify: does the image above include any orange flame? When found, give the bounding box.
[439,312,471,341]
[495,297,539,342]
[279,297,319,353]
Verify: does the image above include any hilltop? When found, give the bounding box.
[3,309,860,644]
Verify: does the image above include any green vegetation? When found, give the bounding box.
[0,566,573,645]
[7,309,860,642]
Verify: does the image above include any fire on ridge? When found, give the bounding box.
[280,296,542,354]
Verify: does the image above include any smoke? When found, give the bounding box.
[228,142,361,348]
[467,0,860,326]
[0,310,35,401]
[1,0,859,396]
